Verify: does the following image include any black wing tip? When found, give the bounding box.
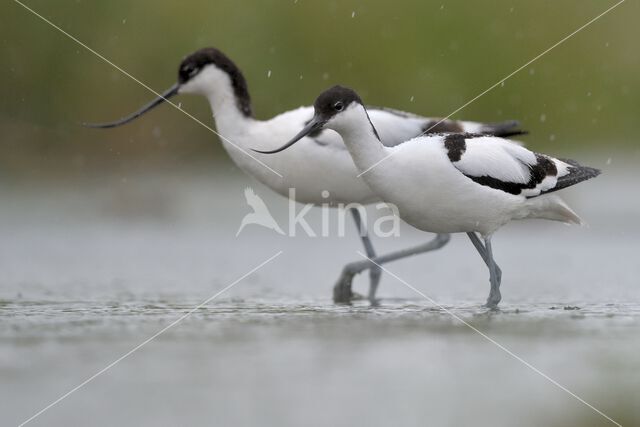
[481,120,528,138]
[572,166,602,182]
[559,158,602,176]
[541,159,602,195]
[584,165,602,178]
[499,129,529,138]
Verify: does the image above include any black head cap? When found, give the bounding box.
[178,47,252,117]
[313,85,379,140]
[313,85,363,120]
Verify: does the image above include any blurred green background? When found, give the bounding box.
[1,0,638,182]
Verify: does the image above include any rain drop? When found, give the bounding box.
[549,134,556,142]
[539,114,546,123]
[351,11,356,18]
[409,96,415,102]
[606,158,612,165]
[267,70,272,78]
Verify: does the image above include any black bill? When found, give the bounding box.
[83,83,180,128]
[252,116,326,154]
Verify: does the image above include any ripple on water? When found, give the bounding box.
[1,298,638,341]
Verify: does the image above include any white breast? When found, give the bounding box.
[361,137,525,235]
[219,107,378,205]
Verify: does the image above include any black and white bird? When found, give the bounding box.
[256,86,601,308]
[86,47,525,304]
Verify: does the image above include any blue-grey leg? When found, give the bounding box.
[466,232,502,308]
[333,224,451,305]
[334,208,382,304]
[483,235,502,308]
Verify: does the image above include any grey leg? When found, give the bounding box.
[466,232,502,284]
[334,209,382,305]
[333,230,451,305]
[466,232,502,308]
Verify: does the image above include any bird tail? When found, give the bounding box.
[525,194,584,225]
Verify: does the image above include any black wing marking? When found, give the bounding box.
[464,154,558,197]
[539,158,601,195]
[445,134,562,197]
[479,120,528,138]
[366,106,526,137]
[443,133,467,161]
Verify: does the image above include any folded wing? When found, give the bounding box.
[445,134,599,198]
[367,107,526,147]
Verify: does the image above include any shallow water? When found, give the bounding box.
[1,167,639,426]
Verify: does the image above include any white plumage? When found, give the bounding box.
[264,86,601,307]
[87,48,525,304]
[454,137,536,183]
[450,137,572,199]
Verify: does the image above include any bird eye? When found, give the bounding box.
[334,102,344,111]
[183,65,198,77]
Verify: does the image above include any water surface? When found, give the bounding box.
[1,169,639,426]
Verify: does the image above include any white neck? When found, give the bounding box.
[205,85,254,138]
[330,105,388,172]
[180,66,256,140]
